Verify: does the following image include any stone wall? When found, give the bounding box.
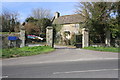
[2,34,9,49]
[2,33,21,49]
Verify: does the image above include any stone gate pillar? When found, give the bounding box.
[82,28,89,48]
[20,23,25,47]
[105,30,110,47]
[46,26,54,48]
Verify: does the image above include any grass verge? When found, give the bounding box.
[2,46,55,58]
[0,32,16,34]
[84,46,119,53]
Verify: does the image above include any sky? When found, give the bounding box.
[2,2,78,23]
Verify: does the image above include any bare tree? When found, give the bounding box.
[31,8,52,19]
[1,9,20,32]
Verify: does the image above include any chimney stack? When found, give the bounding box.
[55,12,60,19]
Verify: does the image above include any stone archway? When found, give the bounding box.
[63,31,71,45]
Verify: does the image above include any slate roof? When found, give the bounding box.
[52,14,85,24]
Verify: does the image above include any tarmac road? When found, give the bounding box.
[2,59,118,78]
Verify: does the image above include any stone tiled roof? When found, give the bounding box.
[53,14,85,24]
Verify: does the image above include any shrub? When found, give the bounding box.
[24,23,40,35]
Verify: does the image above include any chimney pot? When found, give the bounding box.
[55,12,60,19]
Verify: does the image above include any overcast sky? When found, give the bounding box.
[2,2,77,23]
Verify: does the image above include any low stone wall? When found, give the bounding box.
[2,33,21,49]
[2,34,8,49]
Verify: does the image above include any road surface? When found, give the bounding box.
[2,59,118,78]
[2,45,119,78]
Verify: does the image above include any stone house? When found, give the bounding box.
[52,12,88,47]
[52,12,111,47]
